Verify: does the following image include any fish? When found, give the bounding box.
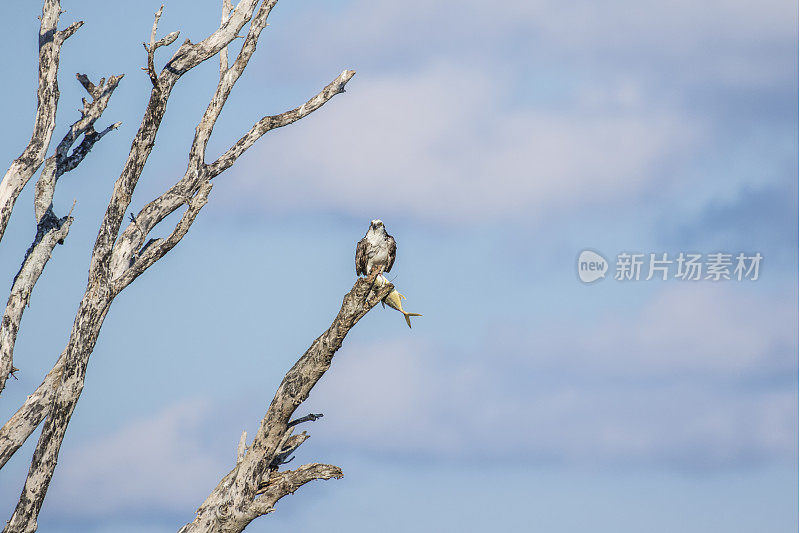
[375,275,422,328]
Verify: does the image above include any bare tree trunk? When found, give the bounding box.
[180,273,394,533]
[5,290,112,533]
[0,1,361,531]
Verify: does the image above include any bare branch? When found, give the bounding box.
[269,431,309,469]
[111,182,212,292]
[249,464,344,518]
[107,0,280,275]
[236,431,248,464]
[75,72,95,94]
[149,5,163,45]
[107,0,287,278]
[207,70,355,178]
[0,214,72,396]
[143,4,180,92]
[287,413,323,428]
[110,58,351,281]
[1,3,275,524]
[162,0,262,76]
[34,73,123,222]
[59,121,122,174]
[179,274,393,532]
[220,0,233,76]
[110,67,355,277]
[189,0,278,169]
[3,288,113,532]
[155,31,181,49]
[0,355,64,469]
[90,0,262,280]
[57,20,83,42]
[144,5,164,88]
[0,0,79,244]
[0,73,121,394]
[2,4,361,530]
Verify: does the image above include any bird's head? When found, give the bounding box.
[370,219,384,231]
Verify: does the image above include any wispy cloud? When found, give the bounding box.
[304,284,797,466]
[47,400,226,518]
[220,0,794,223]
[28,284,796,525]
[225,64,704,222]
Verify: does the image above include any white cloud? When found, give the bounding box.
[304,285,797,465]
[530,284,797,378]
[292,0,787,54]
[271,0,794,91]
[48,400,226,517]
[32,286,796,525]
[224,64,703,222]
[216,0,793,222]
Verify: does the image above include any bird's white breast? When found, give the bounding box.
[365,229,389,270]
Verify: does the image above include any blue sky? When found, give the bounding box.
[0,0,797,531]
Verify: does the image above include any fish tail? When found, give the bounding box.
[403,312,422,328]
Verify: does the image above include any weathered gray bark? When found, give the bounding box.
[0,358,63,469]
[0,73,122,394]
[0,1,358,531]
[180,273,393,532]
[4,292,112,533]
[0,0,81,245]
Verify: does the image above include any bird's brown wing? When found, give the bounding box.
[386,234,397,272]
[355,237,368,276]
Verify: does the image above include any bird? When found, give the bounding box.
[355,219,396,277]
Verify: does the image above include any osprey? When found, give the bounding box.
[355,219,396,276]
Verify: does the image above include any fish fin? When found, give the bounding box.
[403,312,422,328]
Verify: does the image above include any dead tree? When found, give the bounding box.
[0,1,391,531]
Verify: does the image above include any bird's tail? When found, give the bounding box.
[402,312,422,328]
